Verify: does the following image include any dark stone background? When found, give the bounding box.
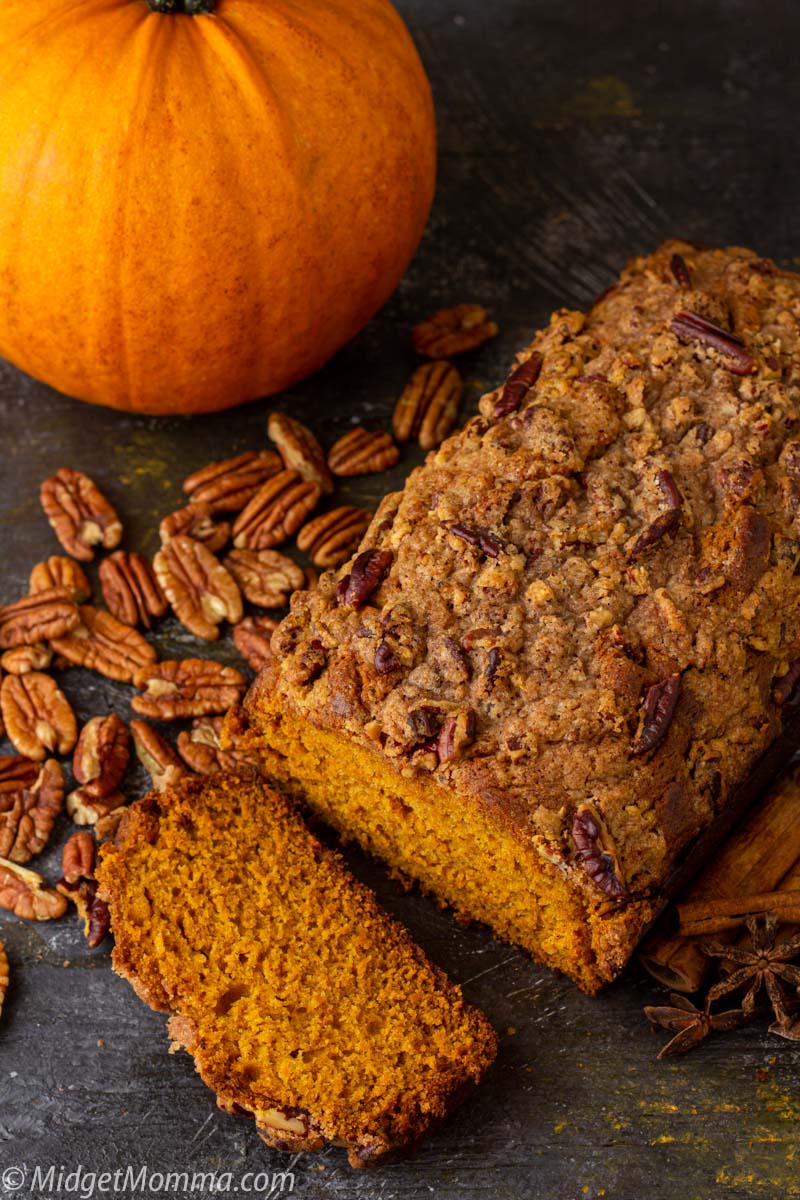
[1,3,799,1198]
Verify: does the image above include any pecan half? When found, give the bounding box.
[57,833,108,947]
[50,605,156,682]
[0,941,8,1017]
[99,551,167,630]
[572,803,627,899]
[159,501,231,555]
[335,549,393,609]
[73,714,130,800]
[61,830,96,885]
[29,556,91,602]
[223,549,305,608]
[0,758,64,863]
[670,252,692,289]
[267,412,334,496]
[67,787,126,826]
[493,352,543,419]
[296,507,372,568]
[233,616,278,672]
[437,708,476,762]
[183,451,283,513]
[670,311,755,376]
[374,641,401,675]
[40,468,123,561]
[154,536,242,641]
[232,471,321,550]
[446,522,505,558]
[392,362,464,451]
[0,858,67,920]
[412,304,498,358]
[632,673,682,756]
[177,716,260,777]
[0,588,79,649]
[1,673,77,761]
[327,428,400,477]
[131,659,247,720]
[129,719,187,791]
[0,644,53,675]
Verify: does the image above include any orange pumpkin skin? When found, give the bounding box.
[0,1,435,415]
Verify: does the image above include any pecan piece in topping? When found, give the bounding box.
[267,413,334,496]
[1,673,77,761]
[445,522,505,558]
[296,507,373,568]
[159,501,231,555]
[773,657,800,707]
[129,719,187,791]
[335,549,393,609]
[72,714,130,801]
[99,551,168,630]
[392,362,463,450]
[670,311,755,376]
[233,616,278,672]
[29,556,91,603]
[154,536,242,641]
[327,428,400,477]
[131,659,247,721]
[437,708,476,762]
[493,352,543,419]
[0,857,67,920]
[57,832,109,947]
[670,252,692,289]
[50,605,156,682]
[631,673,682,756]
[183,450,284,513]
[0,588,79,649]
[40,468,123,561]
[232,471,321,551]
[628,469,684,561]
[177,716,260,777]
[572,803,627,899]
[0,758,64,863]
[412,304,498,358]
[0,941,8,1017]
[374,641,401,675]
[0,644,53,675]
[223,549,305,608]
[286,638,327,686]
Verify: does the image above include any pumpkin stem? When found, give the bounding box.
[145,0,216,12]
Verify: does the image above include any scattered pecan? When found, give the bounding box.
[131,659,247,720]
[176,716,260,777]
[335,549,393,609]
[1,672,77,761]
[99,551,167,630]
[50,605,156,682]
[67,785,126,825]
[670,252,692,289]
[670,311,755,375]
[0,588,79,649]
[437,708,476,762]
[0,941,7,1017]
[446,522,505,558]
[0,644,53,675]
[40,468,123,561]
[29,556,91,602]
[412,304,498,358]
[296,507,373,568]
[154,536,242,641]
[129,719,187,791]
[232,470,321,551]
[773,656,800,706]
[72,714,130,801]
[631,673,682,756]
[183,450,283,513]
[233,616,278,672]
[493,352,543,419]
[159,501,231,555]
[57,832,108,947]
[0,857,67,920]
[327,428,400,477]
[267,412,334,496]
[0,758,64,863]
[392,362,464,450]
[223,548,305,608]
[572,803,627,898]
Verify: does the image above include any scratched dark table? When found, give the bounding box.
[2,3,799,1200]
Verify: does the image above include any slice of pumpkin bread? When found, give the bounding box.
[96,773,497,1168]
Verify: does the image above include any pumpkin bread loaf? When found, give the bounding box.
[242,240,800,993]
[96,773,497,1167]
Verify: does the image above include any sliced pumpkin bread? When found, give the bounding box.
[96,772,497,1167]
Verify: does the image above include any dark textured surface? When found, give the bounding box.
[2,3,800,1198]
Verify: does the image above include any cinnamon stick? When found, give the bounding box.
[678,890,800,937]
[638,763,800,991]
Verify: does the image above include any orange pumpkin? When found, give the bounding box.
[0,0,435,415]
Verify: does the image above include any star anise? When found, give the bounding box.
[644,993,749,1058]
[702,912,800,1036]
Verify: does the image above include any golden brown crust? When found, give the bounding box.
[245,241,800,990]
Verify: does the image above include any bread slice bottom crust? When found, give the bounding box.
[96,773,497,1167]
